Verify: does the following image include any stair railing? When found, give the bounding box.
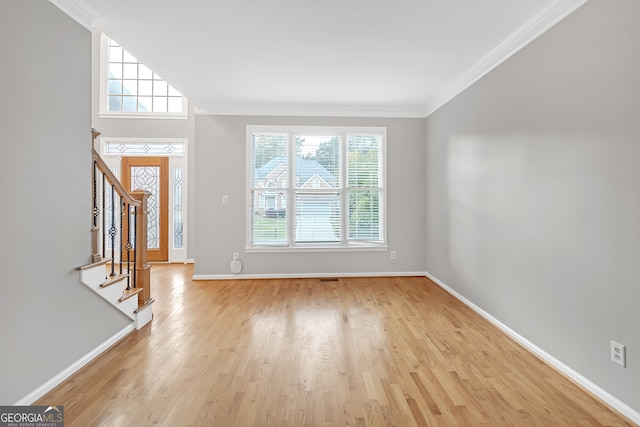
[91,129,151,306]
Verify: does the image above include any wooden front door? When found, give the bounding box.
[121,157,169,261]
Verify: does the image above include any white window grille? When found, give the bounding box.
[100,35,187,118]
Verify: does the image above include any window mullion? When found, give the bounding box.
[287,131,295,247]
[340,131,348,246]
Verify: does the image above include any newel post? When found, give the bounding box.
[131,189,152,305]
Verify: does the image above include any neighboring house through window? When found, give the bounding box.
[247,126,387,250]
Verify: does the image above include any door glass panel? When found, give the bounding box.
[173,168,183,249]
[131,166,160,249]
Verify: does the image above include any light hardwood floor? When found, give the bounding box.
[37,265,635,426]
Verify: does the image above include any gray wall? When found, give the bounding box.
[0,1,130,404]
[194,115,425,276]
[425,0,639,412]
[90,30,197,259]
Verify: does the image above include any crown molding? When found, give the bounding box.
[424,0,590,117]
[48,0,101,31]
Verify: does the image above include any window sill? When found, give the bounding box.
[98,112,188,120]
[245,244,388,253]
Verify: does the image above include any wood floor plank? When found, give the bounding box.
[36,265,637,426]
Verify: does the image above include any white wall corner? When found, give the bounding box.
[424,0,590,117]
[48,0,101,31]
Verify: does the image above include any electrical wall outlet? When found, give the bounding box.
[390,251,397,259]
[233,252,239,261]
[611,340,626,367]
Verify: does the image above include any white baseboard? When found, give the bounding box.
[425,271,640,425]
[193,271,428,281]
[15,324,134,405]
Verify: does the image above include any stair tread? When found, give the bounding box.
[100,273,129,288]
[135,298,155,314]
[77,258,110,270]
[119,288,143,302]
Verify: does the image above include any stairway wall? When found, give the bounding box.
[0,0,131,405]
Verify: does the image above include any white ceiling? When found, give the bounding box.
[59,0,587,117]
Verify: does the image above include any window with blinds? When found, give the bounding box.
[348,134,383,241]
[250,132,288,245]
[247,126,386,250]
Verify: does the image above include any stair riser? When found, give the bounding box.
[79,265,107,288]
[135,304,153,330]
[117,297,138,320]
[98,283,126,306]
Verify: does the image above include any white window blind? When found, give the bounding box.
[294,135,341,244]
[247,126,386,250]
[347,134,383,241]
[250,133,288,245]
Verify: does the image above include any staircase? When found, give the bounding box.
[77,129,154,330]
[78,259,153,329]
